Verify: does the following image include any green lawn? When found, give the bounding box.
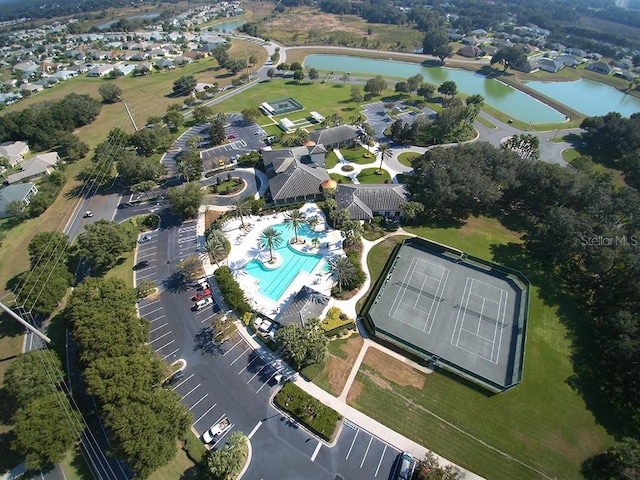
[339,146,376,165]
[351,217,612,480]
[356,168,391,184]
[326,151,339,169]
[397,152,418,168]
[329,173,353,184]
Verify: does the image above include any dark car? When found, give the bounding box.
[133,260,149,270]
[163,370,184,387]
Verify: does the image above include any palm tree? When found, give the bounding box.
[204,230,228,267]
[176,160,191,182]
[311,237,320,248]
[284,209,307,244]
[330,256,356,293]
[232,196,252,228]
[260,226,283,263]
[375,142,392,173]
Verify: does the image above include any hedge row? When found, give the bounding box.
[320,306,354,332]
[274,382,342,442]
[214,266,252,317]
[323,322,356,338]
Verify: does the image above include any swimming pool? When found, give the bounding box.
[245,223,326,301]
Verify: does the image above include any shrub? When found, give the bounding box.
[320,306,353,332]
[274,382,342,442]
[214,266,252,317]
[341,165,354,172]
[143,214,159,230]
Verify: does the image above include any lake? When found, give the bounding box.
[304,54,567,124]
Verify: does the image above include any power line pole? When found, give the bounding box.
[121,98,139,132]
[0,301,51,344]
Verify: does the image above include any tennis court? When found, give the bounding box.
[262,97,304,116]
[364,237,528,392]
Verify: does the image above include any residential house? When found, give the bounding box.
[459,45,484,58]
[335,184,410,221]
[538,58,564,73]
[262,145,330,205]
[114,63,136,76]
[87,64,115,77]
[565,47,587,57]
[276,286,331,328]
[0,182,38,218]
[308,125,360,150]
[50,70,78,81]
[7,152,59,184]
[0,141,29,167]
[173,56,193,66]
[555,54,581,67]
[514,58,540,73]
[154,58,175,70]
[20,82,45,93]
[0,92,22,105]
[462,35,481,46]
[586,61,613,75]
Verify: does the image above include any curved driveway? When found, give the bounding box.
[201,168,265,208]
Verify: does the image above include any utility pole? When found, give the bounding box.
[244,49,250,78]
[121,98,139,132]
[0,301,51,344]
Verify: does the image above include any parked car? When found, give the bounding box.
[202,416,232,444]
[83,210,93,218]
[395,452,416,480]
[192,289,212,301]
[139,235,151,243]
[133,260,149,270]
[192,297,213,311]
[163,369,184,387]
[195,278,210,290]
[228,133,239,139]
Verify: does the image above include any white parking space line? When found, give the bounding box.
[137,251,157,259]
[179,226,197,233]
[189,394,208,411]
[150,323,168,334]
[148,314,166,323]
[256,371,277,393]
[154,339,175,352]
[136,274,157,282]
[223,338,243,356]
[201,314,216,324]
[375,445,387,477]
[238,355,261,374]
[311,441,322,462]
[143,307,164,316]
[148,331,171,344]
[192,403,217,426]
[162,348,179,360]
[172,373,194,390]
[181,384,201,400]
[360,436,373,468]
[230,347,250,366]
[247,421,262,440]
[246,364,267,384]
[346,430,359,459]
[139,299,161,308]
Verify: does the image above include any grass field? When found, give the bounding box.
[329,173,353,184]
[356,168,391,184]
[350,217,612,480]
[397,152,418,167]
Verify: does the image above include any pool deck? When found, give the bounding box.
[220,203,345,319]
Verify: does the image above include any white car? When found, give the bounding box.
[83,210,93,218]
[192,297,213,311]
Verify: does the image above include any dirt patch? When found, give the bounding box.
[204,209,225,231]
[266,8,365,38]
[361,369,393,391]
[324,336,364,395]
[346,379,364,404]
[362,348,425,389]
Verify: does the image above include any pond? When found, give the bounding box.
[210,19,246,32]
[304,54,567,124]
[524,78,640,118]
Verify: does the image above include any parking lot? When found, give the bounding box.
[176,220,199,263]
[363,101,393,141]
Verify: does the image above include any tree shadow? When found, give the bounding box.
[179,464,205,480]
[162,271,189,293]
[0,311,24,339]
[193,327,226,356]
[420,59,443,68]
[0,430,22,475]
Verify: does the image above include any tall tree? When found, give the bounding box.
[167,182,204,220]
[260,226,283,263]
[77,220,137,272]
[490,46,527,72]
[308,67,319,83]
[172,75,197,96]
[330,255,357,293]
[205,230,229,267]
[284,209,307,244]
[375,142,392,172]
[438,81,458,98]
[232,196,252,228]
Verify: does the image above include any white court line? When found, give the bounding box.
[247,421,263,440]
[246,364,267,384]
[223,338,243,356]
[360,436,373,468]
[346,429,359,459]
[230,347,250,366]
[423,267,449,334]
[154,339,175,352]
[181,384,201,400]
[389,257,418,318]
[189,394,208,411]
[148,331,171,344]
[476,298,487,335]
[192,403,217,426]
[238,355,261,374]
[492,289,508,363]
[310,441,322,462]
[457,278,476,345]
[451,277,471,345]
[162,348,179,360]
[256,372,278,393]
[149,314,166,323]
[172,373,194,390]
[375,445,387,477]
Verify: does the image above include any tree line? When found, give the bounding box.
[407,141,640,474]
[0,93,99,160]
